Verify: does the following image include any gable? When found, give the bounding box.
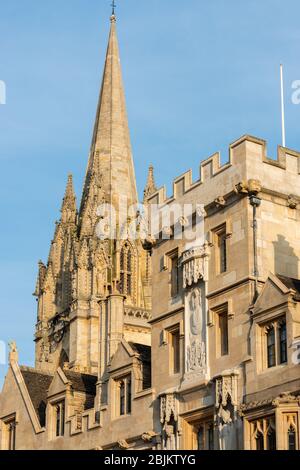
[47,368,69,398]
[109,340,135,373]
[0,364,43,435]
[0,367,20,417]
[252,274,290,316]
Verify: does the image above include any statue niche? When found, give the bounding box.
[185,287,206,374]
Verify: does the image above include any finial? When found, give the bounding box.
[111,1,116,21]
[143,164,157,202]
[8,341,18,364]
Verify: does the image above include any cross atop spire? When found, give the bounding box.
[111,0,116,17]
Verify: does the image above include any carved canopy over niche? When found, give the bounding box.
[214,370,240,428]
[181,245,210,289]
[160,393,178,424]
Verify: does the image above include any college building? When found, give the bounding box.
[1,13,300,451]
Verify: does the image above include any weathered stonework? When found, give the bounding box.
[1,13,300,451]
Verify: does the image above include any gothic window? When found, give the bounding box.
[263,317,287,369]
[119,242,135,299]
[55,401,65,437]
[195,420,214,450]
[284,414,298,451]
[267,326,276,368]
[279,320,287,364]
[217,307,229,357]
[3,417,17,450]
[168,325,180,374]
[267,427,276,450]
[171,255,179,297]
[255,430,264,450]
[250,416,276,450]
[116,375,132,417]
[120,381,125,416]
[288,426,296,451]
[214,224,227,274]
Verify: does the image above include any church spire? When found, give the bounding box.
[79,14,138,231]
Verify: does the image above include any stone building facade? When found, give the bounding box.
[1,14,300,451]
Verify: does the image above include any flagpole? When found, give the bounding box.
[280,64,286,148]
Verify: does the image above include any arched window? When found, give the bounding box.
[267,427,276,450]
[255,431,264,450]
[119,242,135,298]
[267,326,276,368]
[288,426,296,451]
[279,320,287,364]
[120,381,125,416]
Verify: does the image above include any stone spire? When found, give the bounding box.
[79,14,138,232]
[61,174,77,225]
[143,165,157,202]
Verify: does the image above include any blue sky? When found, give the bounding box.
[0,0,299,386]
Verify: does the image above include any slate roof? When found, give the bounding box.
[129,343,152,390]
[20,367,53,427]
[277,274,300,300]
[64,370,97,396]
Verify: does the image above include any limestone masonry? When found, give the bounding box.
[1,14,300,451]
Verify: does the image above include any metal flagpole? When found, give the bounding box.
[280,64,286,148]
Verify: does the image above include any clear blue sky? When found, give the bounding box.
[0,0,299,386]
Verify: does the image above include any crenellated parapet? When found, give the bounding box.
[147,135,300,207]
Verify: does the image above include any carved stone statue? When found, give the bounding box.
[185,287,206,374]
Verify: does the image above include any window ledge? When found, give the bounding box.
[134,388,153,400]
[259,363,288,375]
[112,414,132,422]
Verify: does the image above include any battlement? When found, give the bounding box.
[148,135,300,206]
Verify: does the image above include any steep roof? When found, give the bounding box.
[79,14,138,225]
[20,367,53,426]
[64,370,97,396]
[277,274,300,300]
[129,343,152,390]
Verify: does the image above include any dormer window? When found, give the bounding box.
[55,401,65,437]
[116,375,132,417]
[262,317,287,369]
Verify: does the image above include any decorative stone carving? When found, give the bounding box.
[160,393,178,451]
[287,195,298,209]
[235,181,249,194]
[78,239,90,270]
[160,393,178,424]
[141,431,156,443]
[181,245,209,288]
[124,307,152,321]
[39,338,50,363]
[214,370,240,450]
[143,165,157,202]
[185,288,206,374]
[118,439,130,450]
[215,371,239,408]
[247,179,261,195]
[186,339,206,373]
[214,196,226,208]
[240,392,300,415]
[8,341,18,363]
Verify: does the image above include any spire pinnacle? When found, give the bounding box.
[143,165,157,202]
[61,174,77,224]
